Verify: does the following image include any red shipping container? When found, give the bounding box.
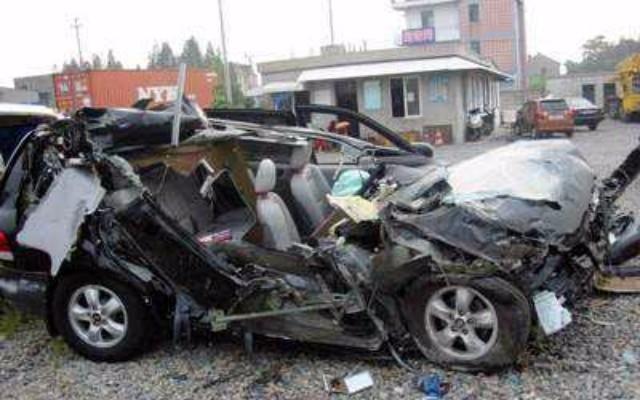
[53,68,216,112]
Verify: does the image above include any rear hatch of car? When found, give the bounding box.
[537,100,573,131]
[570,99,601,119]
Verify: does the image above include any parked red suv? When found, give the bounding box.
[514,99,575,138]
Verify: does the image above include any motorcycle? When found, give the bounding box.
[465,107,495,142]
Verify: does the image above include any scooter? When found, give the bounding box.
[465,107,495,142]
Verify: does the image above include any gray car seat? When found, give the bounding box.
[289,145,333,228]
[255,159,301,251]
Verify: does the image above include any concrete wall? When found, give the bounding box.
[261,70,302,85]
[302,70,498,144]
[259,43,471,75]
[546,72,619,108]
[0,87,40,104]
[457,0,526,88]
[527,54,561,79]
[13,74,55,107]
[405,2,462,41]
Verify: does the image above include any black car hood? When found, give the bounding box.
[382,140,596,268]
[76,107,206,152]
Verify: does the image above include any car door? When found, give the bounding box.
[0,134,50,315]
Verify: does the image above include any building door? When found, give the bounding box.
[294,91,310,107]
[334,80,360,136]
[582,84,596,104]
[603,83,616,103]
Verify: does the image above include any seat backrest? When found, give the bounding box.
[290,145,332,228]
[255,159,300,251]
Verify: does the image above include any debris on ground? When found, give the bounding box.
[325,370,374,394]
[417,374,450,399]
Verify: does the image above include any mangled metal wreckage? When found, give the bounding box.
[1,114,639,372]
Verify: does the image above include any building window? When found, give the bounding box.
[364,80,382,110]
[421,10,434,28]
[470,40,481,55]
[391,77,421,118]
[469,0,480,23]
[429,75,449,103]
[58,82,70,95]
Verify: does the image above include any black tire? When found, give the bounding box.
[52,273,151,362]
[512,123,522,137]
[404,275,531,372]
[588,124,598,131]
[622,110,630,123]
[566,130,574,138]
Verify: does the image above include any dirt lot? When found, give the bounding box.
[1,120,639,400]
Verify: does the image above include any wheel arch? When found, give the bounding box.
[45,259,174,337]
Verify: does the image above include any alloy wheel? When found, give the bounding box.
[424,285,498,361]
[67,285,128,349]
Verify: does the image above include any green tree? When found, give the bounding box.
[91,54,103,70]
[63,58,80,72]
[155,42,177,68]
[180,36,204,68]
[566,35,640,73]
[203,42,247,108]
[106,49,123,69]
[147,43,160,69]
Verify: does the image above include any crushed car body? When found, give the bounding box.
[1,103,639,371]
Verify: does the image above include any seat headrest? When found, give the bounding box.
[255,159,277,195]
[290,144,313,171]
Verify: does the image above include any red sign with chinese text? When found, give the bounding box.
[402,28,436,46]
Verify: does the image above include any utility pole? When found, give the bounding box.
[71,17,84,66]
[328,0,335,45]
[217,0,233,105]
[171,63,187,147]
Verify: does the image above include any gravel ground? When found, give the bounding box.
[1,120,640,400]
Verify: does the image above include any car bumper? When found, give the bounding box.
[575,115,604,126]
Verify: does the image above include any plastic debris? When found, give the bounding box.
[327,195,379,223]
[622,348,638,366]
[417,374,450,399]
[326,371,374,394]
[533,291,573,335]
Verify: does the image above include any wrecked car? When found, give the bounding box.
[0,103,59,165]
[0,110,639,372]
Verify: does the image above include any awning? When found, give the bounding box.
[297,56,511,82]
[250,81,306,96]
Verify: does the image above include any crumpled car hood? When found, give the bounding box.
[383,140,596,268]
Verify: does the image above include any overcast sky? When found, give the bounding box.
[1,0,639,87]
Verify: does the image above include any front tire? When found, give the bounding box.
[588,124,598,131]
[52,273,151,362]
[404,276,531,372]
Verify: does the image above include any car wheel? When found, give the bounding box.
[566,130,574,138]
[52,273,151,362]
[404,276,531,372]
[589,124,598,131]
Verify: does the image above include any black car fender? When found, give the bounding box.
[44,247,175,337]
